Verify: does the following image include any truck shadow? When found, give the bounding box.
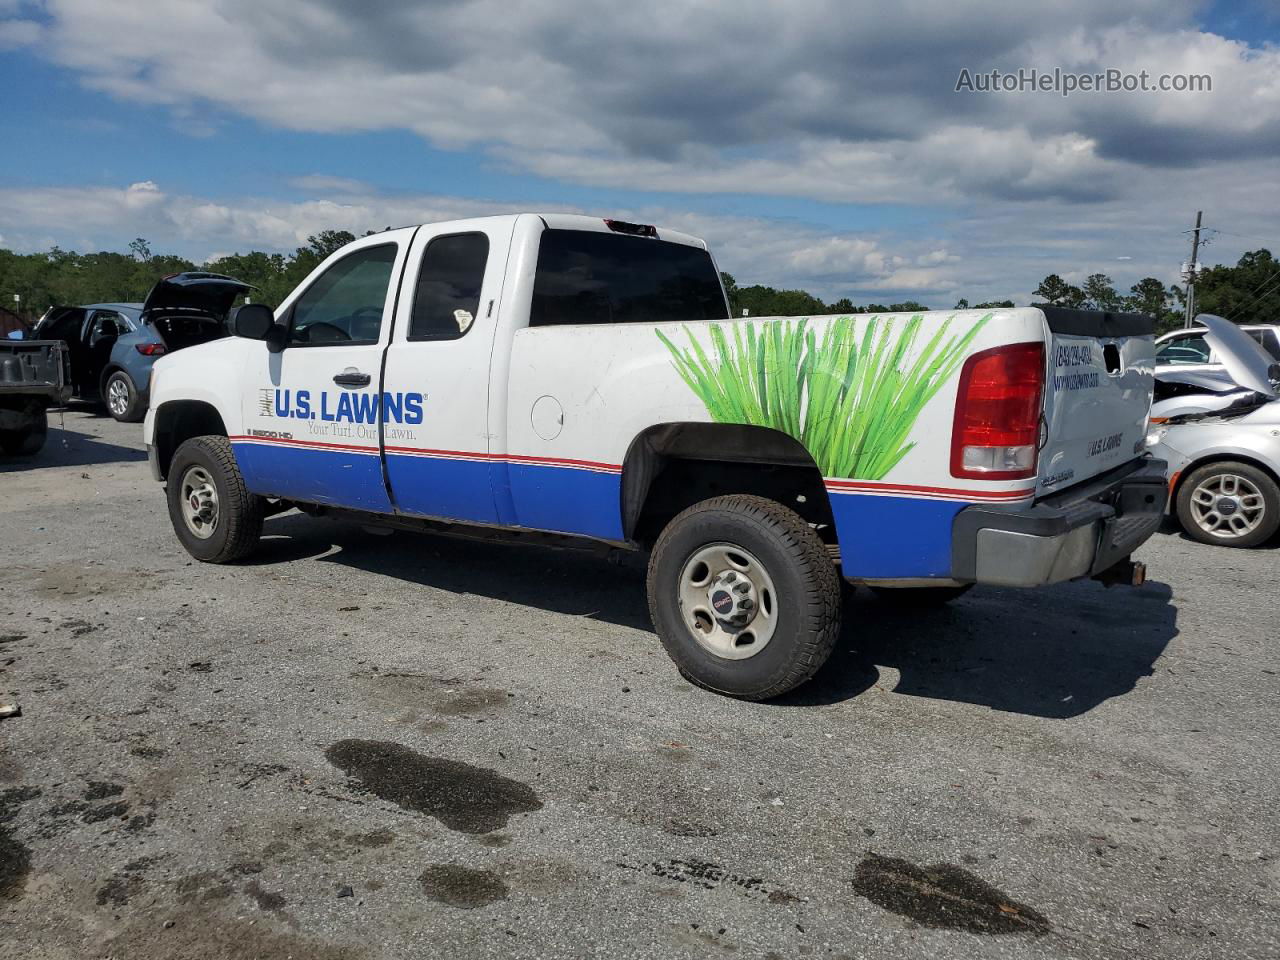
[254,514,1178,719]
[0,426,147,472]
[252,514,655,631]
[780,580,1178,718]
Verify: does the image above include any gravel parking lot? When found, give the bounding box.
[2,410,1277,960]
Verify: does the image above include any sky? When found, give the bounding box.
[1,0,1279,308]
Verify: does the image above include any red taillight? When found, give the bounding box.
[135,343,166,356]
[951,341,1045,480]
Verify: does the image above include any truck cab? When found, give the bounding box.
[146,213,1166,700]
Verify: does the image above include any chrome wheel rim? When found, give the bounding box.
[1189,473,1265,539]
[179,465,219,540]
[107,377,129,416]
[677,542,778,660]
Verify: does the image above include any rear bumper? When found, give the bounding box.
[951,458,1167,587]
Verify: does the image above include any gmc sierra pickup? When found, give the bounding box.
[144,213,1166,699]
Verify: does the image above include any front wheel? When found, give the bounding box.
[104,370,146,423]
[647,495,841,700]
[166,435,264,562]
[1175,461,1280,548]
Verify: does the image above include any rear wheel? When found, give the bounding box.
[104,370,146,423]
[1176,461,1280,548]
[166,435,264,562]
[647,495,840,700]
[869,584,972,605]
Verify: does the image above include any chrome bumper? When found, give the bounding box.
[951,458,1168,588]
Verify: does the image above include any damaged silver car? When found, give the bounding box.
[1147,314,1280,547]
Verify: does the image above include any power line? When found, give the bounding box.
[1195,227,1278,247]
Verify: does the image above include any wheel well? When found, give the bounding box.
[621,423,835,548]
[1172,453,1280,503]
[152,400,227,480]
[99,364,125,393]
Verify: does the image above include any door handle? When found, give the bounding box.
[333,369,371,388]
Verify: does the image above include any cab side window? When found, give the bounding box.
[408,233,489,341]
[289,244,397,346]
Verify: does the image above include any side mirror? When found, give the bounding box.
[234,304,276,340]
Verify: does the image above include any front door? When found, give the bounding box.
[234,234,412,513]
[381,219,510,522]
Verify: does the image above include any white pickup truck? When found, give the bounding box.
[145,213,1166,699]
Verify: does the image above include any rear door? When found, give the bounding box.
[381,218,512,522]
[86,310,129,387]
[1036,308,1156,495]
[234,234,411,512]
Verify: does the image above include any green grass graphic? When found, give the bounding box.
[657,313,990,480]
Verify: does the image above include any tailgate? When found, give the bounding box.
[1036,308,1156,496]
[0,339,71,401]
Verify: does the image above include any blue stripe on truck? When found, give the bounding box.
[230,437,1014,577]
[826,491,964,579]
[232,438,392,513]
[383,452,500,525]
[502,461,625,541]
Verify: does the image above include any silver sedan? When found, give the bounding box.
[1147,315,1280,548]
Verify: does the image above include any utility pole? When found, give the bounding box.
[1183,210,1202,329]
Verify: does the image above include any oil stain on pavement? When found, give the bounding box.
[324,739,542,834]
[851,853,1050,935]
[419,864,510,908]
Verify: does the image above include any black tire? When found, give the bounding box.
[869,584,973,605]
[0,408,47,456]
[166,435,264,563]
[1175,460,1280,548]
[103,370,146,423]
[647,494,841,700]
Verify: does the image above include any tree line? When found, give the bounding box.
[0,230,368,322]
[3,232,1277,335]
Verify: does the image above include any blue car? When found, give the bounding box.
[31,273,251,422]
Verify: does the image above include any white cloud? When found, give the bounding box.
[8,0,1279,206]
[0,16,39,48]
[287,174,375,195]
[4,2,1280,309]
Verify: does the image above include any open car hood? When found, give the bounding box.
[1199,313,1280,399]
[141,272,253,350]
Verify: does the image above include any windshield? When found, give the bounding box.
[1156,335,1210,365]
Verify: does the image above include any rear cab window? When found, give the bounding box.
[530,229,728,327]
